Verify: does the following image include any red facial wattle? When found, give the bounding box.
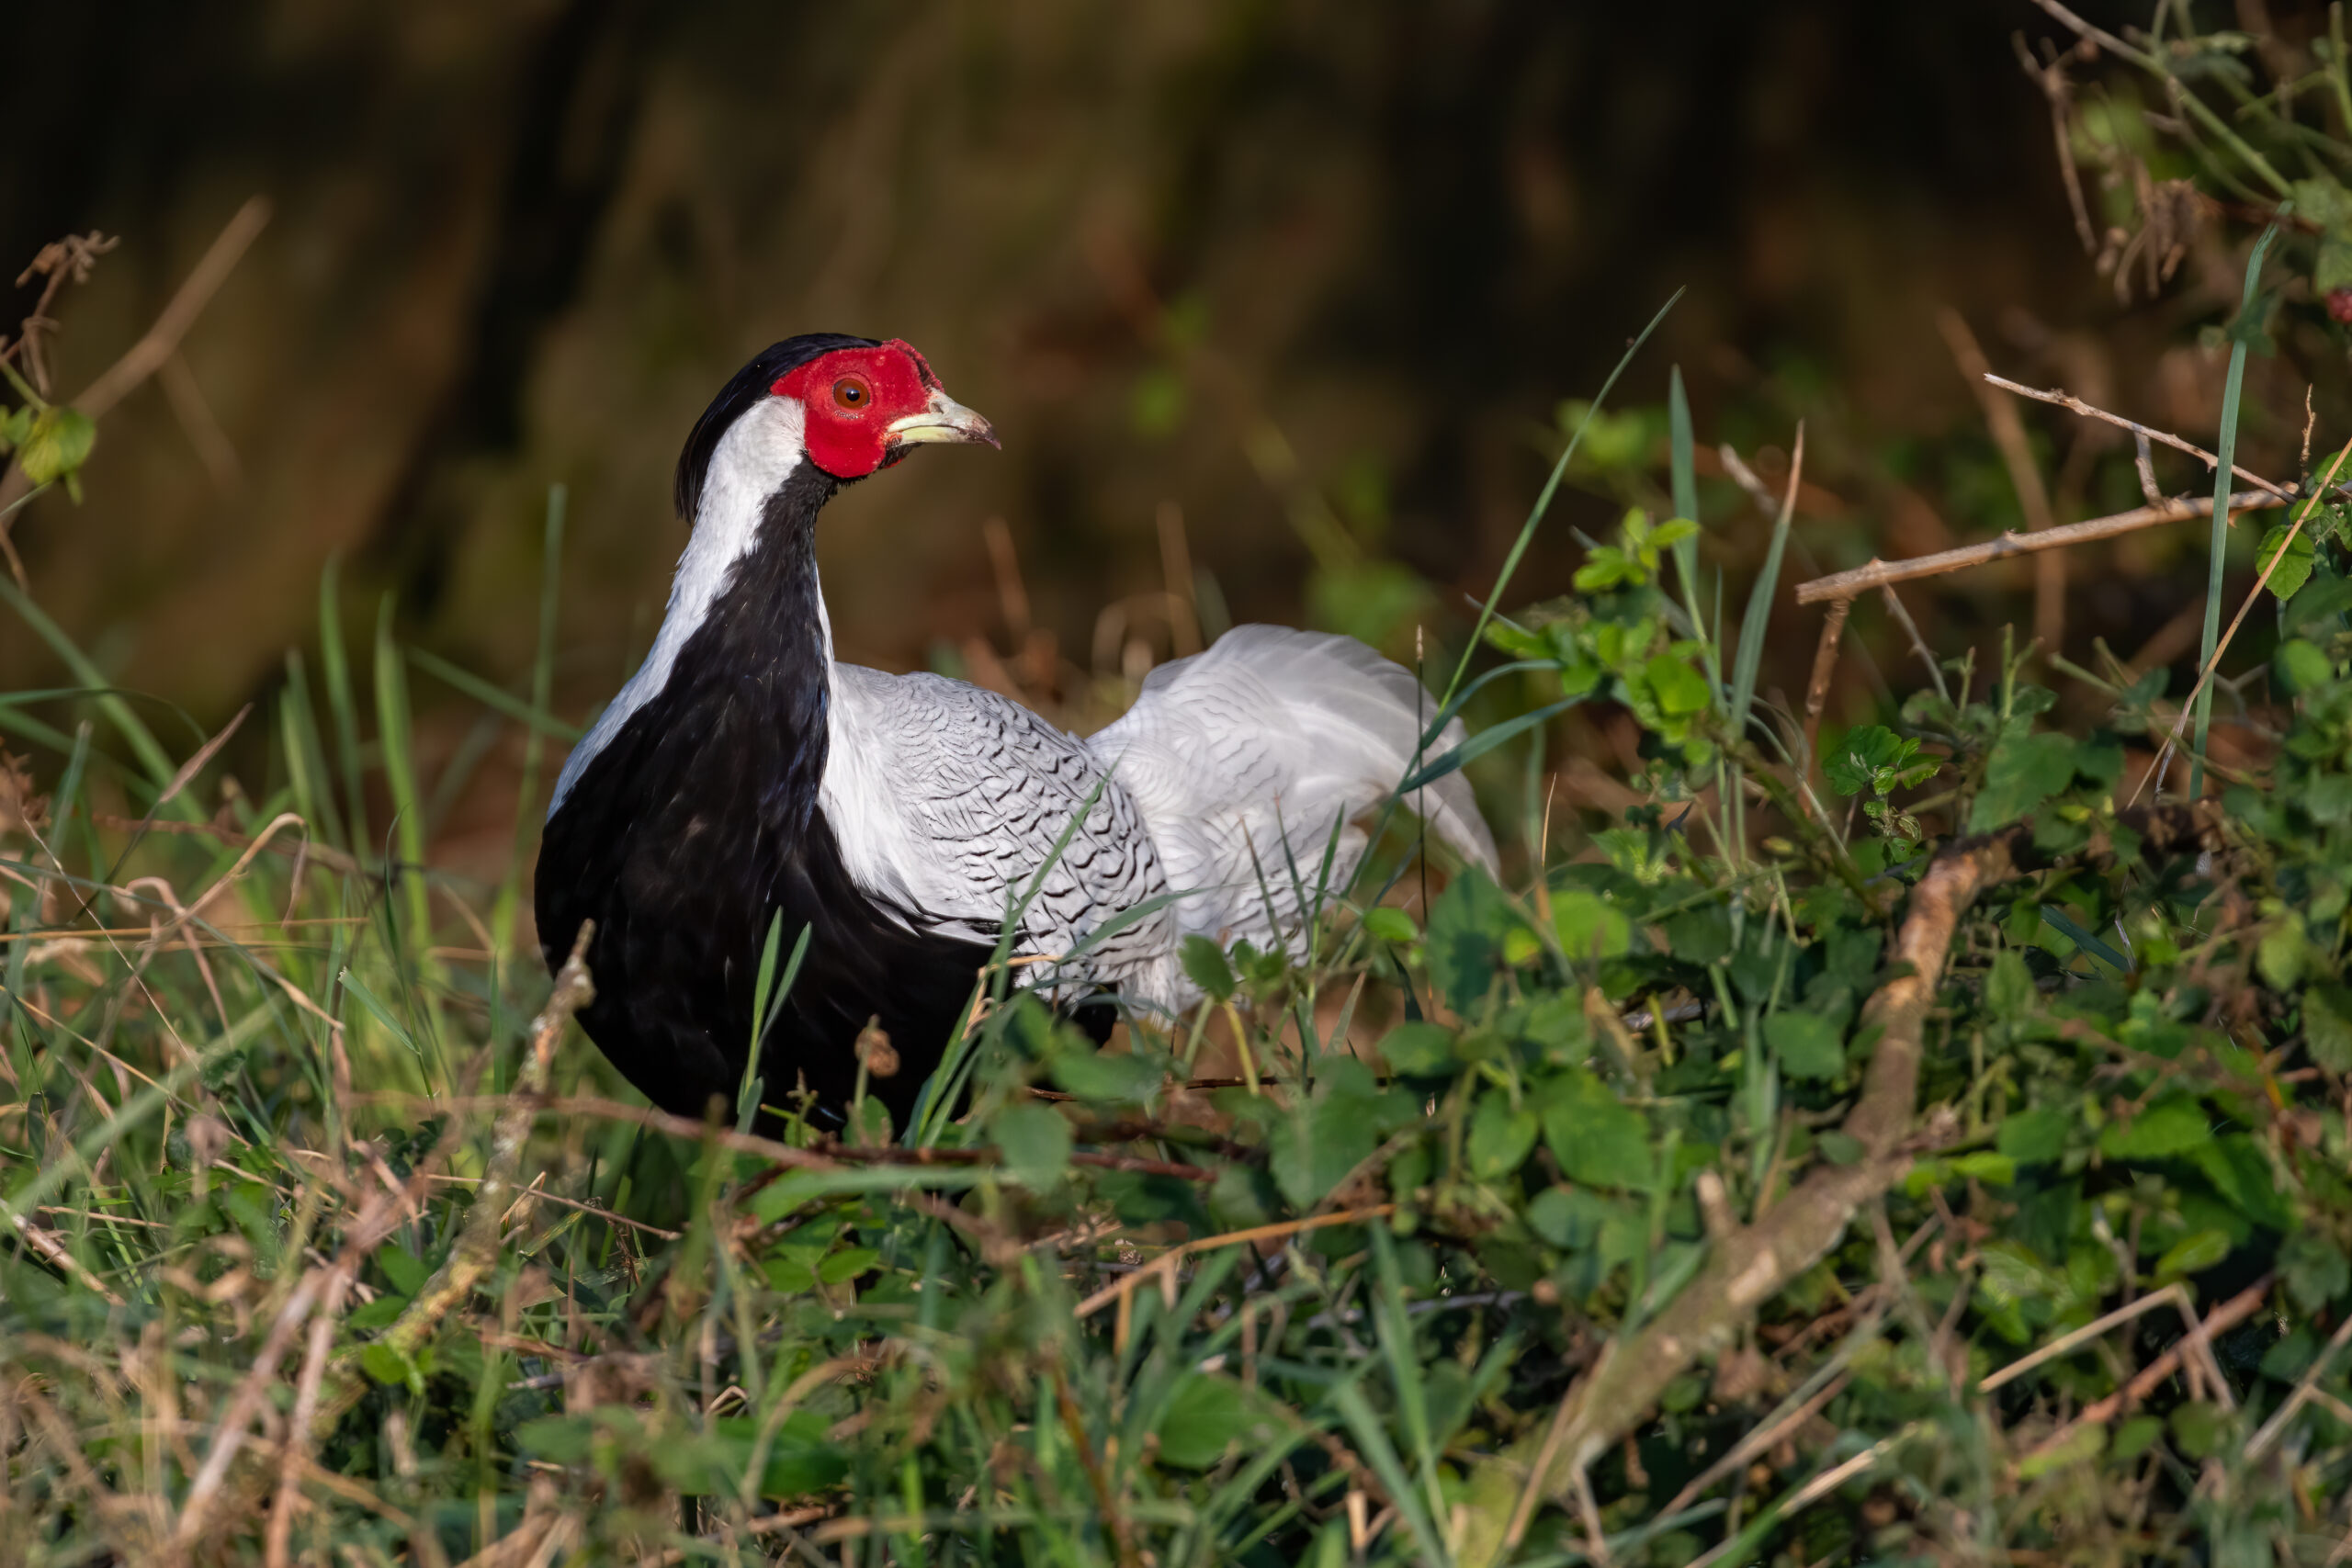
[772,340,963,479]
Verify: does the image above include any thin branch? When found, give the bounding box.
[1983,373,2295,499]
[1794,489,2286,604]
[1980,1282,2192,1393]
[1801,597,1852,800]
[1878,585,1949,703]
[2018,1273,2274,1467]
[0,197,271,525]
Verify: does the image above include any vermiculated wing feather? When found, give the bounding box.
[820,664,1175,984]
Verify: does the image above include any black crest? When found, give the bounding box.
[673,333,879,520]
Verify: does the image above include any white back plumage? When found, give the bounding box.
[1085,625,1498,1010]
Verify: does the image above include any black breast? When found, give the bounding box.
[535,468,993,1127]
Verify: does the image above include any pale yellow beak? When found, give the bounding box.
[887,389,998,449]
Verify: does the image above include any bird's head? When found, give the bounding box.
[675,334,997,519]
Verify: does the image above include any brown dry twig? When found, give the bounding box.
[2019,1273,2274,1467]
[1983,375,2295,501]
[6,231,120,394]
[0,197,271,576]
[1794,489,2287,604]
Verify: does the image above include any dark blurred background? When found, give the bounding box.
[4,0,2254,873]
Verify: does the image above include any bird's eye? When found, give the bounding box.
[831,377,870,411]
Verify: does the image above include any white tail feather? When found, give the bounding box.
[1087,625,1498,1010]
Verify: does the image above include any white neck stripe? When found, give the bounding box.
[548,398,816,813]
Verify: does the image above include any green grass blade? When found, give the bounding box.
[741,914,810,1130]
[2192,223,2278,799]
[278,649,345,848]
[0,575,184,800]
[1727,423,1803,741]
[1396,694,1583,794]
[492,484,570,964]
[319,557,369,850]
[406,649,583,743]
[1668,365,1712,658]
[374,595,431,937]
[1441,289,1682,708]
[1328,1377,1453,1568]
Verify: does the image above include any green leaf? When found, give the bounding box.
[1154,1373,1290,1468]
[1552,888,1631,963]
[2284,1232,2350,1312]
[1540,1070,1654,1192]
[1825,724,1915,796]
[1641,652,1710,716]
[2260,916,2311,989]
[1269,1061,1383,1207]
[1996,1106,2068,1165]
[514,1415,594,1463]
[359,1342,415,1389]
[1363,907,1419,944]
[2168,1402,2228,1460]
[1984,950,2037,1020]
[2278,637,2336,695]
[345,1293,409,1332]
[763,1255,819,1293]
[1967,732,2080,832]
[1764,1010,1844,1080]
[1815,1131,1865,1166]
[2190,1134,2294,1232]
[1380,1021,1455,1077]
[1180,935,1237,1000]
[2017,1421,2106,1479]
[377,1247,434,1297]
[991,1102,1072,1188]
[2110,1415,2164,1461]
[818,1247,880,1285]
[2098,1099,2211,1162]
[1048,1049,1162,1106]
[1426,866,1516,1011]
[1466,1089,1538,1179]
[2258,522,2319,600]
[1951,1151,2018,1187]
[2313,976,2352,1064]
[2155,1227,2233,1280]
[14,406,95,487]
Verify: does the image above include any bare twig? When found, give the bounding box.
[1878,585,1948,703]
[1984,374,2296,500]
[2247,1307,2352,1461]
[2014,34,2098,254]
[1072,1206,1396,1320]
[1980,1283,2196,1393]
[0,197,271,534]
[2019,1273,2273,1466]
[1795,490,2287,604]
[1801,597,1853,795]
